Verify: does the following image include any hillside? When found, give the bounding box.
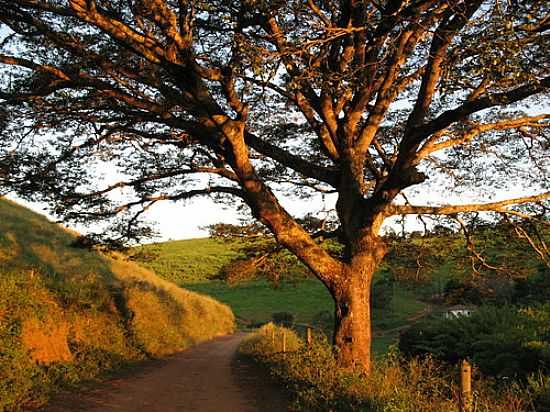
[0,198,235,410]
[130,237,244,283]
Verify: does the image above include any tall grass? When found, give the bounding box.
[0,198,235,410]
[240,324,538,412]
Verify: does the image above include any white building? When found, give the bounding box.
[444,305,475,319]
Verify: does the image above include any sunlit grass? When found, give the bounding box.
[132,237,243,283]
[240,324,537,412]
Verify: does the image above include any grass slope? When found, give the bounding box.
[0,198,235,410]
[131,238,243,283]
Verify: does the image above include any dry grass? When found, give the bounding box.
[21,317,73,365]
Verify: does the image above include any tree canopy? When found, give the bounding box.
[1,0,549,371]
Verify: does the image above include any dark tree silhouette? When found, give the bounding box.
[1,0,548,371]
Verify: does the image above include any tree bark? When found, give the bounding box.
[331,234,386,373]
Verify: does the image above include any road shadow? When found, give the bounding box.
[231,351,292,412]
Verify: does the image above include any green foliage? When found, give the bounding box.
[443,278,483,305]
[272,312,294,328]
[384,222,548,302]
[240,324,535,411]
[513,264,550,305]
[399,305,550,379]
[372,277,394,309]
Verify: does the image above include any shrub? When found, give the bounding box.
[272,311,294,328]
[513,264,550,305]
[399,305,550,379]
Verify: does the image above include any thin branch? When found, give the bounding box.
[453,214,502,275]
[416,114,550,160]
[412,76,550,144]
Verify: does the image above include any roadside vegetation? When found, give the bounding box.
[0,199,235,410]
[399,305,550,379]
[240,323,543,412]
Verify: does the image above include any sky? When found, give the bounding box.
[9,190,333,242]
[10,195,239,241]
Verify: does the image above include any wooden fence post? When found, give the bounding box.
[459,359,472,412]
[306,327,313,346]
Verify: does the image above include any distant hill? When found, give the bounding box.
[130,237,244,283]
[133,224,547,293]
[0,198,235,410]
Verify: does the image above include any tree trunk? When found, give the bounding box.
[332,256,376,372]
[331,233,386,373]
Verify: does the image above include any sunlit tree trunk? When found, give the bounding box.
[330,235,386,372]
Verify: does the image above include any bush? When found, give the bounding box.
[513,264,550,305]
[272,311,294,328]
[399,305,550,379]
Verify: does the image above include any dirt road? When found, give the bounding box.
[45,333,290,412]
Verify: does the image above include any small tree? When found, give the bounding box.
[1,1,548,372]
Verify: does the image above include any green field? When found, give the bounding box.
[131,237,243,283]
[184,278,333,325]
[187,278,429,353]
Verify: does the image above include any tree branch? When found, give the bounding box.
[391,193,550,216]
[416,114,550,160]
[412,77,550,144]
[244,131,339,187]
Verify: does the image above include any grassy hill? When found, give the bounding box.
[0,198,235,410]
[130,237,244,283]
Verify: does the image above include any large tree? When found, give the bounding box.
[1,0,548,372]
